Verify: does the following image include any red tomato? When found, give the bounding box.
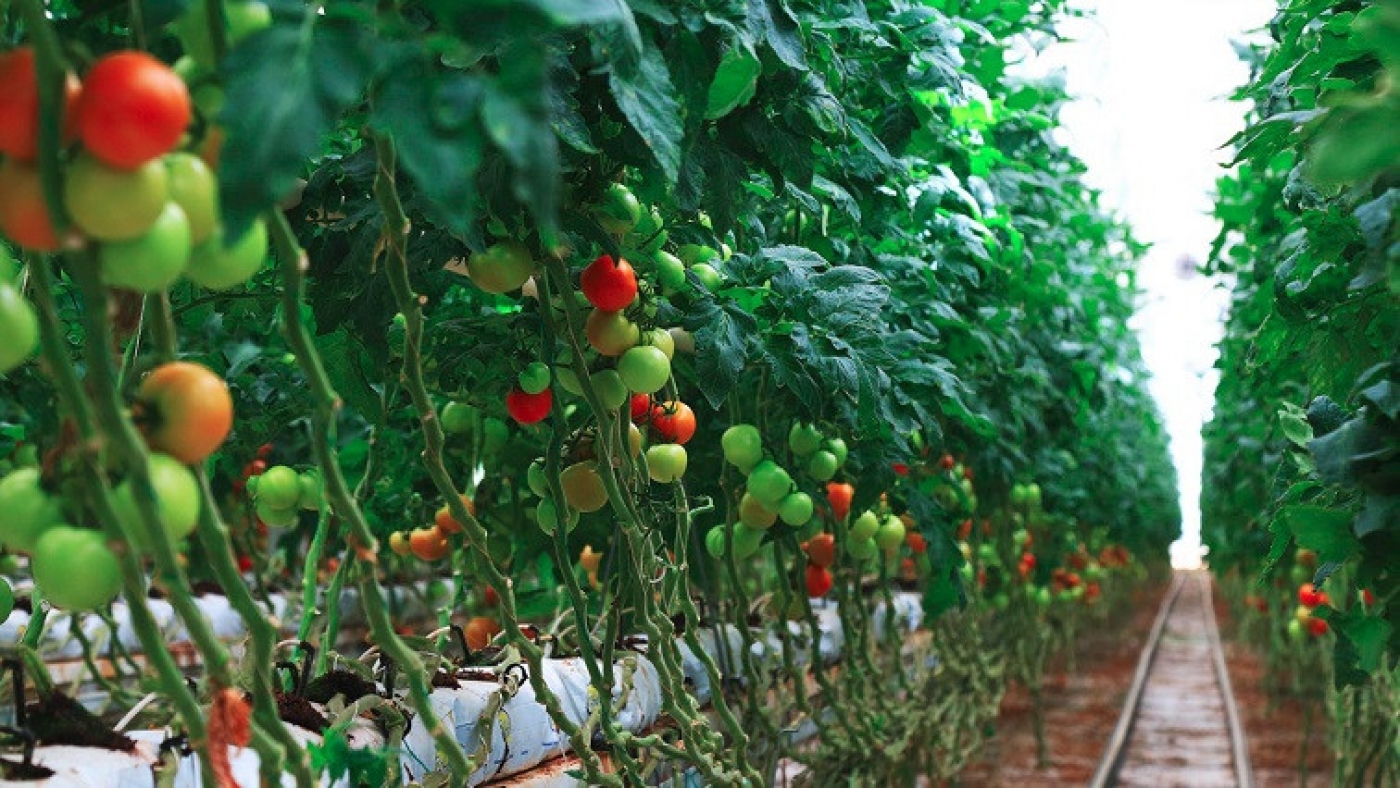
[805,533,836,568]
[938,454,955,470]
[957,519,972,540]
[1298,582,1323,609]
[805,564,833,598]
[1362,588,1376,606]
[483,586,499,607]
[0,47,82,162]
[506,387,552,424]
[464,615,502,650]
[650,401,696,444]
[1307,616,1329,637]
[892,462,909,476]
[237,554,253,573]
[76,51,190,169]
[580,254,638,311]
[906,532,927,554]
[630,393,652,422]
[826,482,854,522]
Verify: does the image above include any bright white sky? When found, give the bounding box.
[1021,0,1276,568]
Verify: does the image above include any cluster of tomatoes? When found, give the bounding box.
[0,43,267,292]
[245,463,323,528]
[0,361,231,610]
[1291,581,1332,640]
[387,494,477,563]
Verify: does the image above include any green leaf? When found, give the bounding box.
[1278,504,1362,564]
[314,329,383,424]
[606,37,684,181]
[1278,402,1313,448]
[706,44,762,120]
[374,59,485,236]
[683,298,756,409]
[219,17,377,239]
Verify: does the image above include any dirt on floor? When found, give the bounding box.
[956,580,1170,787]
[1213,591,1334,788]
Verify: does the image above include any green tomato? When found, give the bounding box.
[647,444,688,483]
[691,263,722,292]
[1286,619,1305,643]
[976,543,998,565]
[101,202,191,293]
[705,526,727,559]
[555,366,583,396]
[739,492,778,529]
[1026,484,1042,508]
[255,497,298,528]
[1034,587,1053,608]
[825,438,848,467]
[255,465,301,510]
[777,492,814,526]
[591,369,630,410]
[441,402,476,435]
[185,219,268,290]
[788,423,823,456]
[0,284,38,374]
[875,515,905,551]
[65,153,168,241]
[33,526,123,611]
[536,497,577,534]
[721,424,763,472]
[113,453,202,548]
[1010,484,1028,507]
[297,471,323,511]
[164,153,217,245]
[992,593,1010,610]
[482,417,509,456]
[732,522,765,559]
[645,328,675,359]
[806,451,838,482]
[655,250,688,293]
[518,361,552,395]
[0,468,63,552]
[467,241,534,294]
[746,460,792,506]
[174,0,272,69]
[846,536,877,561]
[595,183,641,234]
[677,244,719,266]
[850,511,879,541]
[617,346,671,394]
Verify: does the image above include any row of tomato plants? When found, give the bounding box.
[1203,0,1398,782]
[0,0,1179,784]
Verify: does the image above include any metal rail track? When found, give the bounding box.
[1090,570,1253,788]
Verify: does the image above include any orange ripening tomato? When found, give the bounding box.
[434,494,477,534]
[906,531,927,554]
[0,160,61,251]
[76,51,190,169]
[0,47,82,162]
[408,527,449,561]
[136,361,233,464]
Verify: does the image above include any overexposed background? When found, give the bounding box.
[1021,0,1276,568]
